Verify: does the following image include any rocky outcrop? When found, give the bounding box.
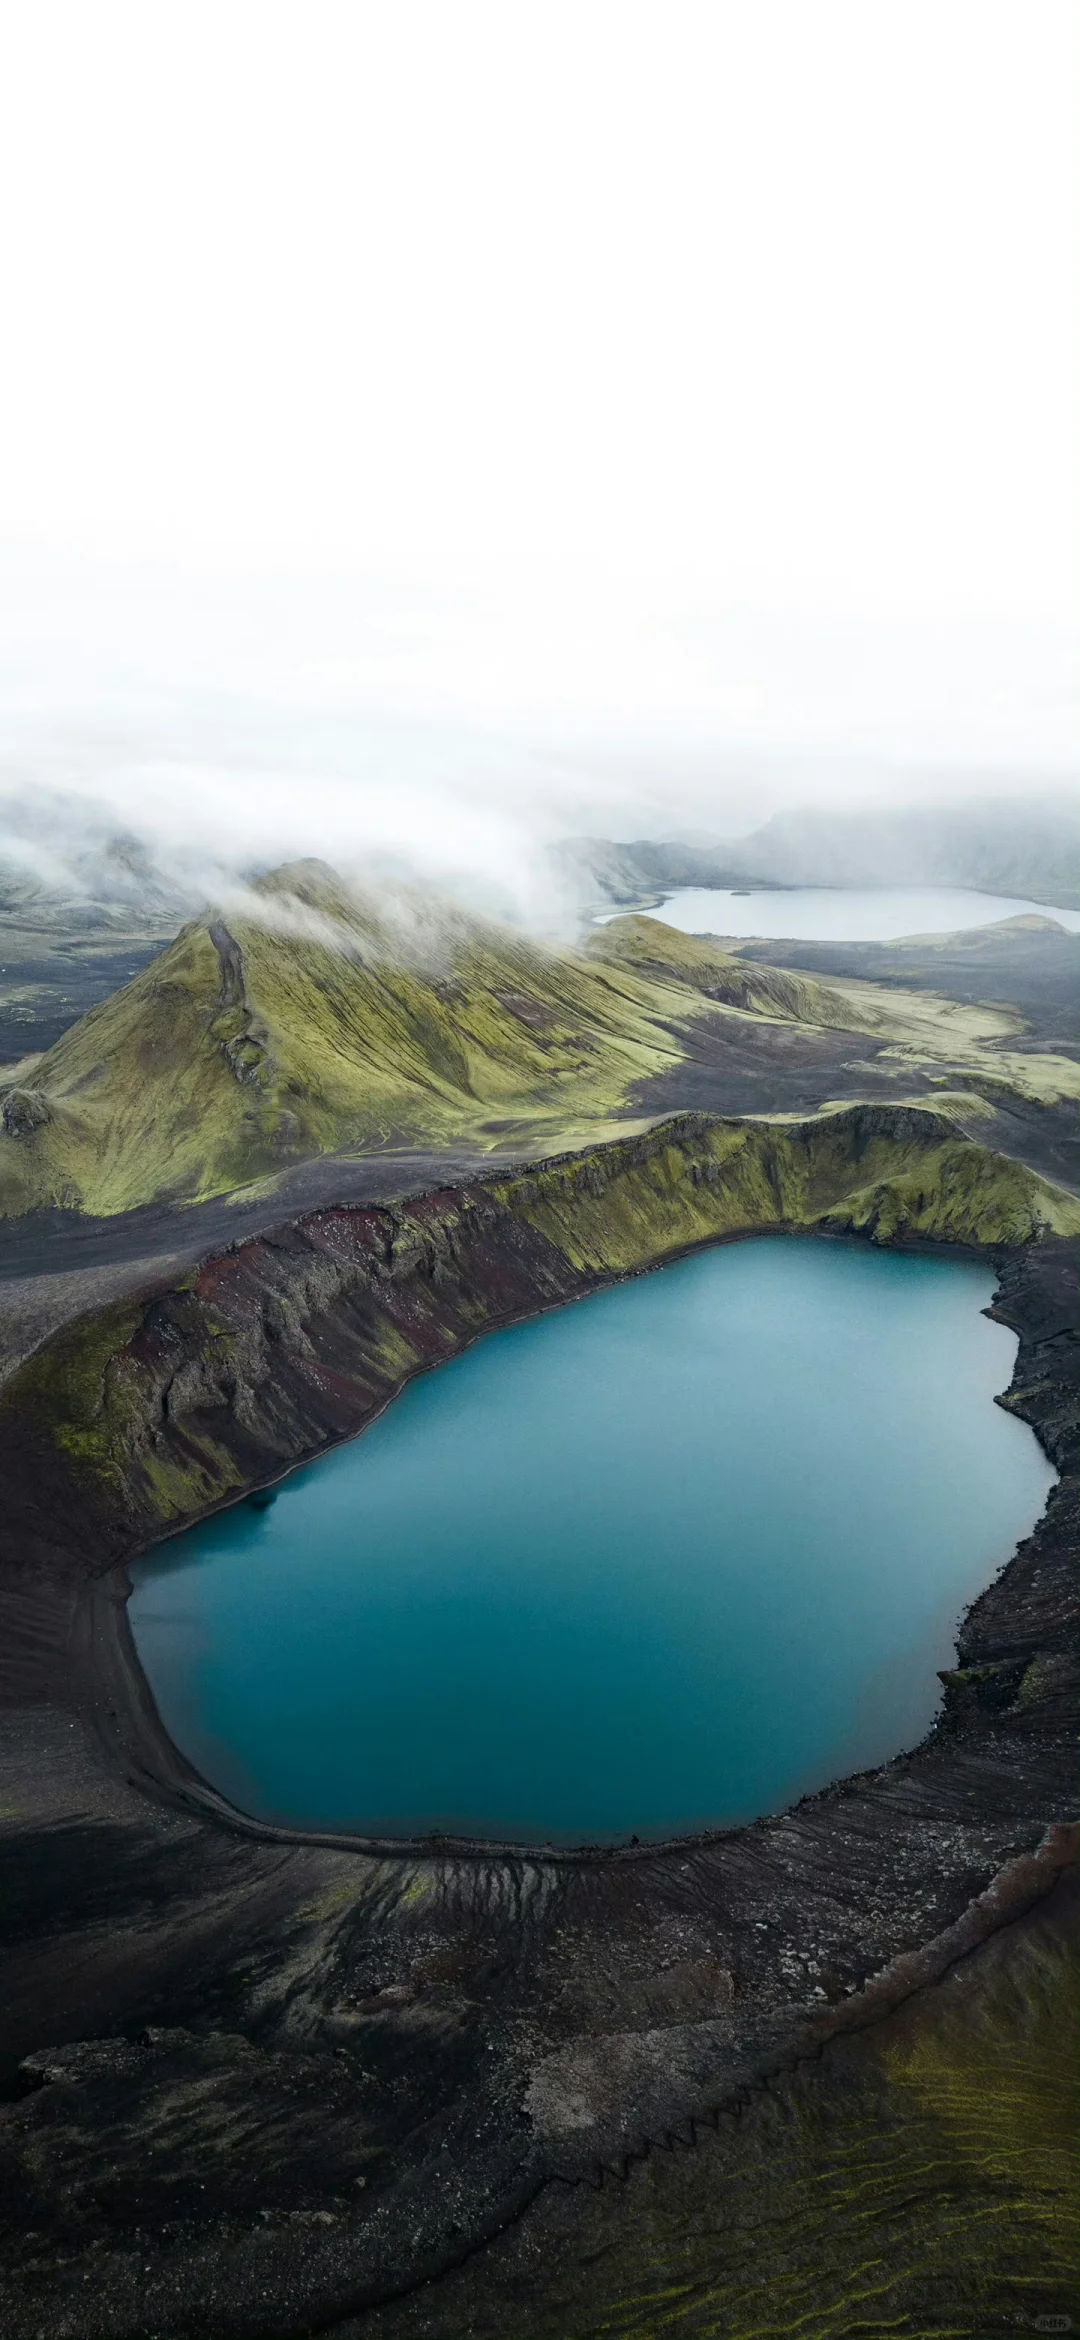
[0,1088,51,1139]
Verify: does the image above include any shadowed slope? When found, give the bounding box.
[360,1878,1080,2340]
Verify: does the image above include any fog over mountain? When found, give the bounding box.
[732,800,1080,902]
[0,562,1076,941]
[3,778,1078,951]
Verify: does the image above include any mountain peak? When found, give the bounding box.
[250,858,361,915]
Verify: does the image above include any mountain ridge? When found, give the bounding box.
[0,861,871,1220]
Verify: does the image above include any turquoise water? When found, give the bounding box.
[129,1240,1053,1845]
[596,885,1080,941]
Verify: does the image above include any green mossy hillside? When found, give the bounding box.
[501,1105,1080,1275]
[8,1297,148,1506]
[1,859,1074,1224]
[584,914,870,1027]
[0,865,868,1221]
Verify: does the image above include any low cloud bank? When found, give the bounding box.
[0,565,1076,943]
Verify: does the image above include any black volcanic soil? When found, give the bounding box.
[0,1158,1075,2334]
[737,919,1080,1030]
[732,923,1080,1193]
[629,1011,1080,1194]
[0,1148,516,1383]
[621,921,1080,1195]
[631,1009,900,1117]
[0,934,169,1062]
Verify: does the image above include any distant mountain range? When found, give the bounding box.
[556,797,1080,910]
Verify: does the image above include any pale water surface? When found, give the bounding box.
[129,1240,1054,1845]
[602,886,1080,942]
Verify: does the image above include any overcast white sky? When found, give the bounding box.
[0,0,1075,895]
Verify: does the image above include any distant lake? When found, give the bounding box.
[129,1240,1052,1847]
[600,886,1080,943]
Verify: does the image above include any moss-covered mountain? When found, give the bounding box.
[2,858,1074,1222]
[0,863,877,1219]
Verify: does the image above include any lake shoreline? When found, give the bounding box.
[0,1108,1076,2335]
[595,881,1080,941]
[71,1217,989,1864]
[591,878,1080,921]
[74,1220,1070,1869]
[119,1238,1049,1853]
[5,1106,1077,1861]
